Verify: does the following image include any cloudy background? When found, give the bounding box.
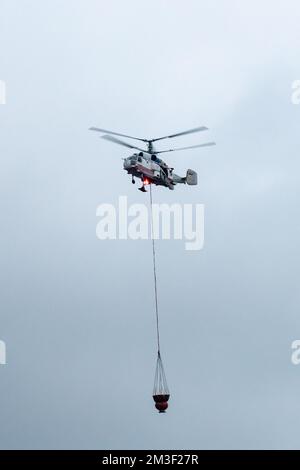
[0,0,300,449]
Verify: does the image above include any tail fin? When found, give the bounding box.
[185,169,198,185]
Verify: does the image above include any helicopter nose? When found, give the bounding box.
[124,158,134,170]
[123,158,130,169]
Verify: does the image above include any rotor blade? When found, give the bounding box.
[89,127,146,142]
[155,142,216,154]
[101,134,146,153]
[151,126,208,142]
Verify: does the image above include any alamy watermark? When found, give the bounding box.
[291,340,300,365]
[291,80,300,104]
[0,80,6,104]
[96,196,204,251]
[0,340,6,365]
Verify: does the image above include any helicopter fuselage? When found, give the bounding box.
[123,152,183,190]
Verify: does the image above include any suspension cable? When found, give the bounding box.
[149,184,161,354]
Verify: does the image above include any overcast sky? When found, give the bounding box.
[1,0,300,450]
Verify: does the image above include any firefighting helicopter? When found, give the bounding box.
[89,125,215,191]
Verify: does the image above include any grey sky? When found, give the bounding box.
[0,0,300,449]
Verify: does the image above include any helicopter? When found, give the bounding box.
[89,126,215,192]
